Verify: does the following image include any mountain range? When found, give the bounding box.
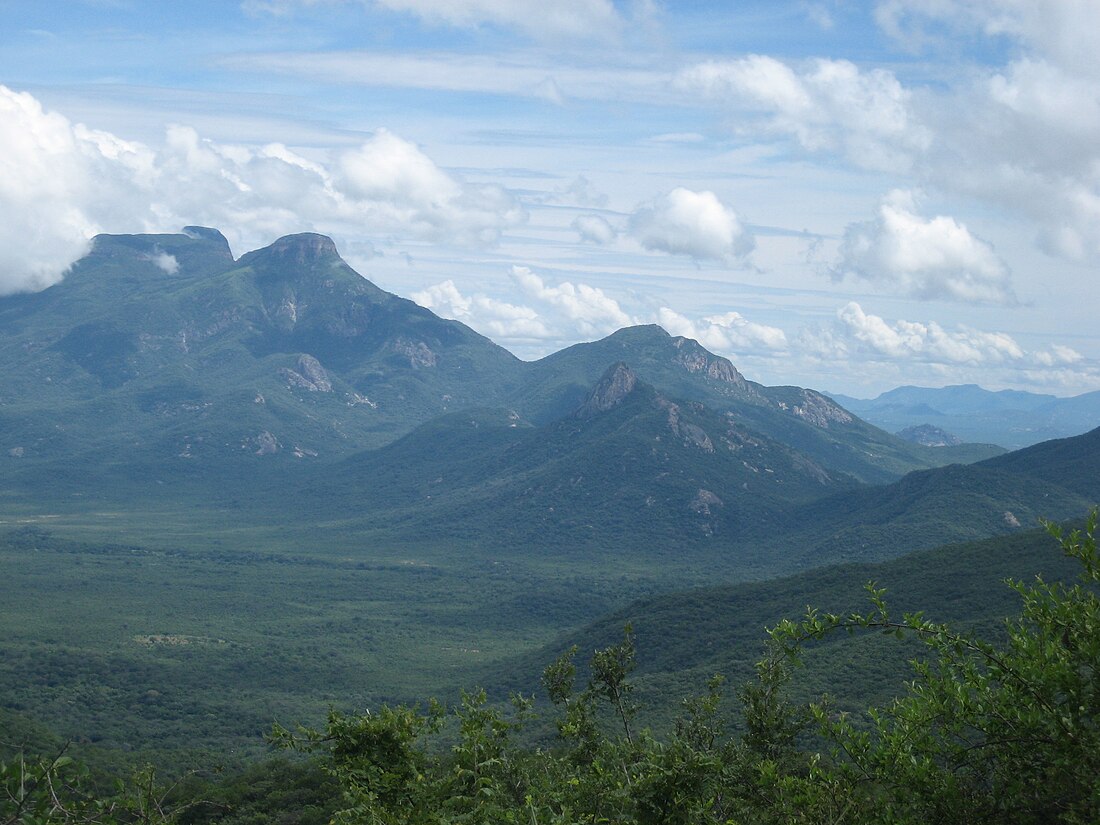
[1,228,998,505]
[2,228,1100,769]
[829,384,1100,449]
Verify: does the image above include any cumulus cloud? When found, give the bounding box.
[836,302,1026,364]
[411,267,788,362]
[510,265,636,336]
[0,87,150,293]
[629,188,753,262]
[0,85,524,294]
[677,55,928,172]
[411,279,550,340]
[832,190,1015,304]
[147,251,180,274]
[572,214,616,245]
[870,1,1100,261]
[657,307,787,354]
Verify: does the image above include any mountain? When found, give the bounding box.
[765,426,1100,569]
[292,363,865,555]
[512,326,1000,485]
[0,228,524,492]
[830,384,1100,449]
[0,228,999,509]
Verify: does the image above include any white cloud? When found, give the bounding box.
[629,188,753,262]
[572,214,616,245]
[411,268,636,343]
[678,55,928,172]
[224,50,672,107]
[657,307,787,354]
[0,86,525,293]
[411,270,788,360]
[147,251,180,274]
[511,265,636,336]
[836,302,1027,365]
[832,190,1014,304]
[0,86,152,293]
[870,1,1100,261]
[411,279,551,340]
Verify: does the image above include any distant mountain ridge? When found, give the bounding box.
[830,384,1100,449]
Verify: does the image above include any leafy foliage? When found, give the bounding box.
[248,510,1100,823]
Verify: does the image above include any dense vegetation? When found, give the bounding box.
[5,513,1098,823]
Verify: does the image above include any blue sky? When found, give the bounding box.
[1,0,1098,397]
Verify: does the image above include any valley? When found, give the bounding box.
[2,230,1097,785]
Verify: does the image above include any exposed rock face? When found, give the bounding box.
[181,226,234,259]
[575,362,637,418]
[281,354,333,392]
[781,390,854,429]
[264,233,339,265]
[391,338,437,368]
[250,431,281,455]
[672,337,752,393]
[690,488,723,515]
[656,397,716,452]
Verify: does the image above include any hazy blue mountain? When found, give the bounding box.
[830,384,1100,449]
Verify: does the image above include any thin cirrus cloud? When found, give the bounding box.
[831,190,1015,305]
[244,0,624,41]
[0,85,524,295]
[629,188,754,262]
[222,50,671,106]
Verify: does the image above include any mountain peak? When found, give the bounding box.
[182,226,233,256]
[575,362,638,419]
[263,233,341,265]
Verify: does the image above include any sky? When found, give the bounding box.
[1,0,1099,397]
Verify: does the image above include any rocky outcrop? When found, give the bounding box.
[264,233,339,265]
[280,354,333,392]
[656,397,715,452]
[779,390,854,429]
[391,338,438,368]
[690,488,723,515]
[672,337,753,394]
[248,431,281,455]
[575,363,637,418]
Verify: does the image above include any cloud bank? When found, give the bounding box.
[0,85,524,295]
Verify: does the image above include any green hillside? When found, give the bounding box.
[482,523,1087,727]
